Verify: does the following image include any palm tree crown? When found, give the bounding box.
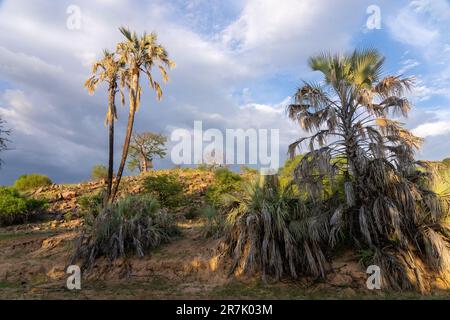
[85,50,124,125]
[288,49,420,179]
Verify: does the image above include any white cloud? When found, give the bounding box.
[240,96,291,115]
[387,11,438,48]
[220,0,369,73]
[398,59,420,75]
[412,121,450,138]
[411,108,450,137]
[2,90,32,110]
[410,0,450,21]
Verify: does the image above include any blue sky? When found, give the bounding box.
[0,0,449,184]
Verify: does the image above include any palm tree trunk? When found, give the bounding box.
[105,120,114,204]
[110,73,139,202]
[110,107,136,202]
[105,85,116,205]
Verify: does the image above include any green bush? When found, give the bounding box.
[72,194,179,269]
[442,158,450,167]
[240,166,259,176]
[357,249,375,268]
[200,205,224,239]
[91,165,108,181]
[206,168,242,207]
[13,174,52,191]
[144,174,184,208]
[77,190,105,218]
[184,206,199,220]
[0,187,46,226]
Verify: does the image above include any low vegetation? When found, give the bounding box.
[144,174,185,208]
[13,174,52,191]
[77,189,106,217]
[200,205,224,239]
[0,187,46,226]
[72,194,179,269]
[206,168,243,207]
[221,175,330,281]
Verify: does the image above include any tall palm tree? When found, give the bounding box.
[287,49,450,291]
[110,27,174,202]
[85,50,124,203]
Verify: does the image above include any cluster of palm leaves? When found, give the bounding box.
[72,195,179,270]
[221,175,331,282]
[286,49,450,291]
[85,27,174,204]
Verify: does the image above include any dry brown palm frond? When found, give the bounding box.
[375,76,414,99]
[420,227,450,274]
[374,247,427,292]
[380,96,411,117]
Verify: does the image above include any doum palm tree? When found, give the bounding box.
[85,50,125,203]
[288,48,450,291]
[110,27,174,202]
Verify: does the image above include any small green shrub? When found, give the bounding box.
[200,205,224,239]
[442,158,450,167]
[278,155,303,182]
[240,166,259,176]
[144,174,184,207]
[91,165,108,181]
[77,190,105,217]
[184,206,199,220]
[0,187,46,226]
[357,249,375,267]
[72,194,179,269]
[206,168,242,207]
[13,174,52,191]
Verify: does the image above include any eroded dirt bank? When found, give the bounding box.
[1,218,449,299]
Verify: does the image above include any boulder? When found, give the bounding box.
[61,191,76,200]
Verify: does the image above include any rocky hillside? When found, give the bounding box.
[30,169,215,218]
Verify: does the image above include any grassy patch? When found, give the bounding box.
[0,280,21,289]
[0,230,57,242]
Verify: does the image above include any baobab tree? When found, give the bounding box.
[127,132,167,173]
[0,117,10,168]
